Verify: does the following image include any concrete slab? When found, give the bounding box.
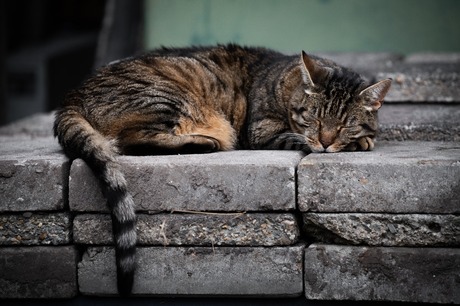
[298,141,460,213]
[74,213,299,246]
[0,212,71,245]
[302,213,460,246]
[0,246,78,298]
[69,151,304,212]
[78,245,304,296]
[0,136,69,211]
[304,244,460,303]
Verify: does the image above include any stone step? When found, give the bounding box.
[0,246,78,298]
[69,151,303,212]
[0,109,459,301]
[78,245,304,296]
[304,244,460,304]
[74,213,300,246]
[377,62,460,103]
[318,51,460,103]
[377,103,460,141]
[298,141,460,213]
[0,136,69,212]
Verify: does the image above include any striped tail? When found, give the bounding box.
[54,106,137,295]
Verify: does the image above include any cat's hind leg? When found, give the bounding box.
[117,130,222,155]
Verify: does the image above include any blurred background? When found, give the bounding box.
[1,0,460,125]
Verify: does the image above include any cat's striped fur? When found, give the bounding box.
[54,44,391,295]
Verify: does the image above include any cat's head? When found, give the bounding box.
[288,51,391,153]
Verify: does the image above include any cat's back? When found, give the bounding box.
[67,44,276,105]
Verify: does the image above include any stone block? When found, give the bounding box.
[304,244,460,303]
[405,52,460,64]
[69,151,303,212]
[78,245,304,296]
[298,141,460,213]
[377,63,460,102]
[316,52,403,77]
[0,246,77,298]
[303,213,460,247]
[378,104,460,141]
[0,136,69,212]
[74,213,299,246]
[0,212,71,245]
[0,112,55,137]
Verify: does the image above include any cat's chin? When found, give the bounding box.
[309,145,325,153]
[325,144,347,153]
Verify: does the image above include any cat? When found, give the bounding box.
[53,44,391,295]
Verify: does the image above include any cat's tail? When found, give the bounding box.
[54,105,136,295]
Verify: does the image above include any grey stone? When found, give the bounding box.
[78,245,304,296]
[74,213,299,246]
[405,52,460,64]
[304,244,460,303]
[69,151,303,212]
[0,212,71,245]
[0,246,77,298]
[298,141,460,213]
[316,52,404,77]
[0,136,69,211]
[0,112,55,137]
[303,213,460,246]
[377,63,460,102]
[377,103,460,141]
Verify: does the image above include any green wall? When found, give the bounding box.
[145,0,460,54]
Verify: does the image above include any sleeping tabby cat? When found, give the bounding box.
[54,44,391,295]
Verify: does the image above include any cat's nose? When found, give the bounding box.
[319,132,334,148]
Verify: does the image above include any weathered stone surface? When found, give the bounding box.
[0,112,55,137]
[317,52,403,77]
[74,213,299,246]
[0,136,69,211]
[378,104,460,141]
[405,52,460,64]
[298,141,460,213]
[79,245,304,296]
[304,244,460,303]
[69,151,303,212]
[0,246,77,298]
[303,213,460,247]
[0,212,71,245]
[377,63,460,102]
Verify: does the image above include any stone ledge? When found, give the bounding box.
[302,213,460,247]
[69,151,303,212]
[74,213,299,246]
[378,63,460,102]
[377,104,460,142]
[317,52,460,103]
[1,109,459,301]
[304,244,460,304]
[78,245,304,296]
[298,141,460,213]
[0,136,69,212]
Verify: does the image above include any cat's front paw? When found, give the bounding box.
[357,137,374,151]
[343,137,375,152]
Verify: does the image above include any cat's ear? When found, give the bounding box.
[359,79,392,111]
[300,51,328,88]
